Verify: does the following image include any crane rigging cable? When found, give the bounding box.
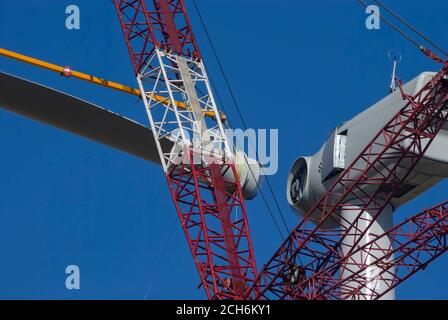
[212,78,288,240]
[106,0,288,241]
[191,0,291,238]
[357,0,422,50]
[358,0,445,64]
[143,218,178,300]
[186,5,287,241]
[373,0,448,58]
[197,58,289,240]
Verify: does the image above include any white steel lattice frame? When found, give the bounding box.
[136,49,232,172]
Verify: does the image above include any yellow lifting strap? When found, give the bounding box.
[0,47,225,121]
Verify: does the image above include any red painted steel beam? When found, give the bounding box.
[250,63,448,300]
[209,164,247,295]
[113,0,155,74]
[113,0,201,75]
[166,152,258,299]
[313,200,448,300]
[113,1,257,299]
[157,0,184,53]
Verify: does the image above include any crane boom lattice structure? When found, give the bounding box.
[250,62,448,300]
[113,0,258,300]
[320,199,448,300]
[1,0,448,300]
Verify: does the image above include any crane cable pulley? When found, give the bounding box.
[358,0,447,64]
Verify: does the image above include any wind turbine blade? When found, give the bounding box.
[0,72,172,164]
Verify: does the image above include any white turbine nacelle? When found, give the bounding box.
[286,71,448,299]
[287,72,448,227]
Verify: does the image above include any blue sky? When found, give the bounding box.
[0,0,447,299]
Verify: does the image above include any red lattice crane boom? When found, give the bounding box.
[2,0,447,301]
[113,0,258,300]
[113,1,448,300]
[249,56,448,300]
[319,199,448,300]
